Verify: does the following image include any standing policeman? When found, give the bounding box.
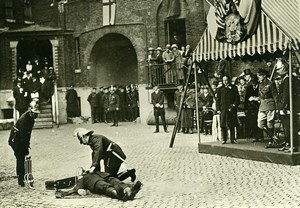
[87,88,98,123]
[108,86,120,127]
[8,101,40,187]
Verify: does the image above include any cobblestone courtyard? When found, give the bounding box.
[1,122,300,208]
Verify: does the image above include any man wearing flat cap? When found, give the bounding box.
[256,68,279,148]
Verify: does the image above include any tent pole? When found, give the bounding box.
[289,43,294,154]
[194,64,201,145]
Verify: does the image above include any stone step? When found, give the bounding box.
[35,117,53,122]
[34,121,53,129]
[40,109,52,114]
[40,104,52,110]
[34,124,54,129]
[38,113,52,118]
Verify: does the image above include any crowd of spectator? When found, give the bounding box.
[147,44,192,86]
[13,58,56,117]
[66,84,139,127]
[169,57,300,153]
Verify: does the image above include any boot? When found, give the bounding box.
[128,181,142,200]
[117,169,136,182]
[221,128,228,144]
[106,187,118,199]
[18,175,25,187]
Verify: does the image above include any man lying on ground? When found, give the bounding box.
[55,170,142,201]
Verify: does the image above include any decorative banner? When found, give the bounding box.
[207,0,261,44]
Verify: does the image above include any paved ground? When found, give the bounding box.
[1,122,300,208]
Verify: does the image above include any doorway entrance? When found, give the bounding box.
[90,33,138,86]
[17,39,53,77]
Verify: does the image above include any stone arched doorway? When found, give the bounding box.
[90,33,138,86]
[17,39,53,76]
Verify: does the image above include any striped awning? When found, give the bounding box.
[262,0,300,46]
[194,10,293,61]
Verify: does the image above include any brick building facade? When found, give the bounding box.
[0,0,294,125]
[0,0,208,124]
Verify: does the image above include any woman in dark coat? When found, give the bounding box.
[65,85,79,117]
[181,86,195,134]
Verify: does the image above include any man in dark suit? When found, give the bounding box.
[216,75,240,144]
[244,75,263,142]
[13,81,28,117]
[151,85,168,133]
[8,101,40,187]
[55,171,142,201]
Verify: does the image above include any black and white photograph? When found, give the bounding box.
[1,0,300,207]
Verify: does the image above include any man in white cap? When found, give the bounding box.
[73,128,136,181]
[8,101,40,187]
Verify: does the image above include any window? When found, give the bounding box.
[24,0,32,22]
[4,0,14,20]
[165,19,186,48]
[103,0,116,26]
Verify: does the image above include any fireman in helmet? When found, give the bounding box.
[8,101,40,187]
[73,128,136,182]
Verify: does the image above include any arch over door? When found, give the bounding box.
[90,33,138,86]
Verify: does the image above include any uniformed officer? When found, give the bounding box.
[256,68,279,148]
[102,87,110,123]
[8,101,40,187]
[108,86,120,127]
[87,88,98,123]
